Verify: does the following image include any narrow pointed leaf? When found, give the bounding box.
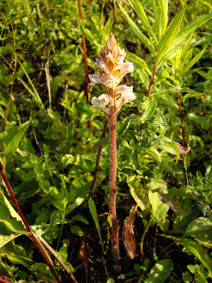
[128,52,151,75]
[18,60,44,109]
[128,0,157,41]
[183,45,208,74]
[157,9,185,62]
[88,197,103,243]
[158,0,168,38]
[118,3,155,53]
[163,13,212,61]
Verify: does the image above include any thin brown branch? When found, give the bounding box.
[77,0,91,129]
[147,62,158,97]
[37,235,78,283]
[0,163,61,283]
[176,91,187,147]
[90,120,108,196]
[109,92,120,273]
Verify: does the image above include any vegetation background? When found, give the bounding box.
[0,0,212,282]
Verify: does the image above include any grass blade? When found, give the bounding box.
[17,60,44,110]
[88,197,104,249]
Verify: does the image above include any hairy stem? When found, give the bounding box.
[0,163,61,283]
[109,92,120,273]
[176,91,187,147]
[147,62,158,97]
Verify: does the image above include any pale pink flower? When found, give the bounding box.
[91,94,111,115]
[90,34,135,113]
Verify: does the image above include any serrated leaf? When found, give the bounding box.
[145,259,174,283]
[118,3,155,53]
[3,121,30,156]
[157,9,185,63]
[181,238,212,277]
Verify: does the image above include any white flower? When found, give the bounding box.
[115,85,136,109]
[91,94,110,114]
[95,58,110,74]
[119,62,134,76]
[89,74,102,86]
[100,74,119,89]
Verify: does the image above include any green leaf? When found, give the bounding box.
[128,0,157,41]
[119,114,141,138]
[141,97,157,123]
[160,140,180,162]
[181,238,212,277]
[80,20,101,48]
[3,121,30,156]
[185,216,212,235]
[0,233,24,249]
[18,60,44,109]
[145,259,174,283]
[128,176,147,210]
[127,52,151,88]
[128,52,151,75]
[158,0,168,38]
[0,193,26,233]
[183,45,208,74]
[157,9,185,63]
[118,3,155,53]
[148,191,169,231]
[145,147,162,164]
[88,197,103,244]
[163,13,212,61]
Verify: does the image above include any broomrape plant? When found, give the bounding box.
[89,34,135,273]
